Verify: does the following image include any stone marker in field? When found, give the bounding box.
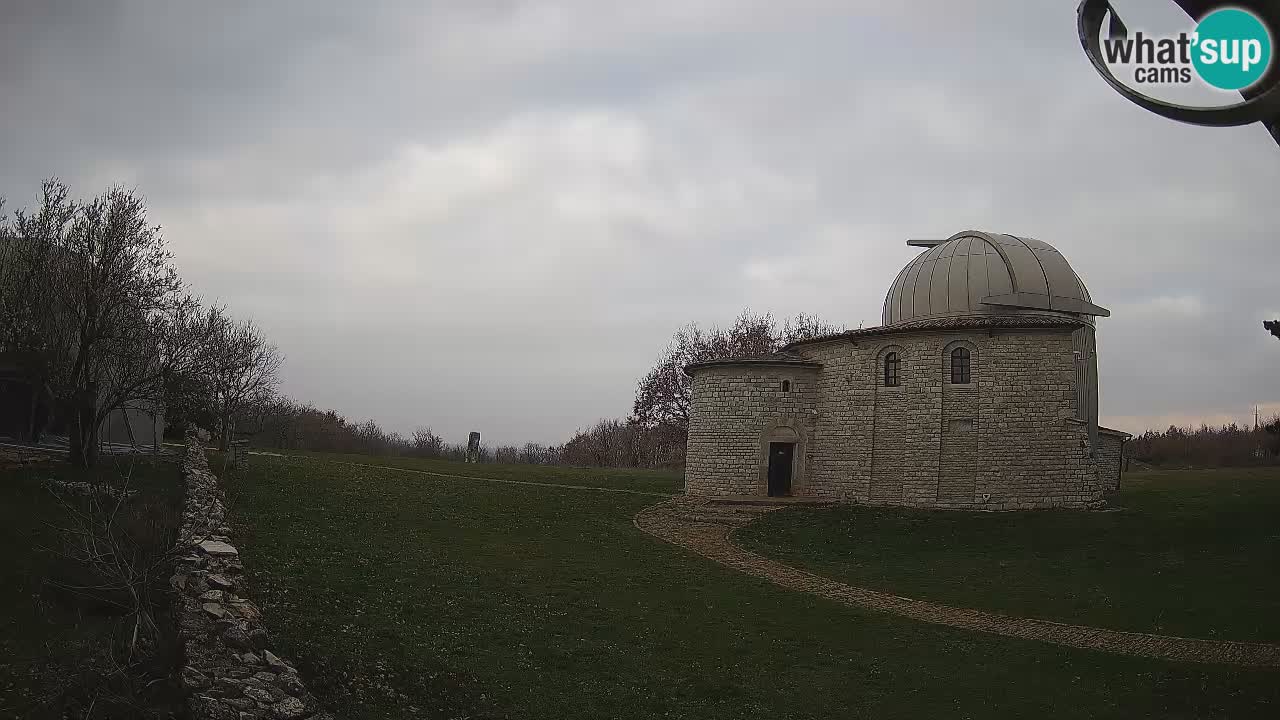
[466,431,481,463]
[230,439,250,471]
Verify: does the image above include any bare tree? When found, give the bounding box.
[632,309,842,432]
[519,442,547,464]
[559,418,645,468]
[233,397,421,456]
[2,181,289,463]
[780,312,843,345]
[206,313,282,451]
[25,185,192,466]
[99,291,226,449]
[161,301,227,433]
[38,459,182,712]
[411,426,444,458]
[0,181,78,441]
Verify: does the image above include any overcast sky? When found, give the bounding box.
[2,0,1277,445]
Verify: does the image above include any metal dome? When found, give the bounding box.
[882,231,1109,326]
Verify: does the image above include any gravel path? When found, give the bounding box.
[635,497,1280,668]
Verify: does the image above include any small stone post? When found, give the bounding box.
[230,439,250,471]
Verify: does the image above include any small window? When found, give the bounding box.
[951,347,971,384]
[781,380,791,392]
[883,352,899,387]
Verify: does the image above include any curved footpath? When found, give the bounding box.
[634,497,1280,668]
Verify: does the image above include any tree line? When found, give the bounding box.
[221,309,842,468]
[229,411,687,468]
[1127,417,1280,467]
[214,303,1280,469]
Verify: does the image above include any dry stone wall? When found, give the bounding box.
[171,433,331,720]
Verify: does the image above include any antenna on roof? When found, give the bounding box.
[907,238,947,247]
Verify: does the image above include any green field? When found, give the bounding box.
[0,455,185,719]
[219,454,1280,720]
[275,450,685,495]
[737,467,1280,643]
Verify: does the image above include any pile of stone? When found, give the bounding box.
[171,432,330,720]
[0,446,55,469]
[42,478,137,500]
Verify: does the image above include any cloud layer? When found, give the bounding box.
[3,0,1277,443]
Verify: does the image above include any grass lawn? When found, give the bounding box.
[269,450,685,495]
[220,454,1279,720]
[0,454,185,719]
[737,467,1280,644]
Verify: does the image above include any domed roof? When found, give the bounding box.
[882,231,1109,326]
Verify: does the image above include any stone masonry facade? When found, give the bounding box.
[1095,429,1127,492]
[686,363,820,497]
[686,326,1123,510]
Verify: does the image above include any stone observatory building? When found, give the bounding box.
[684,230,1129,510]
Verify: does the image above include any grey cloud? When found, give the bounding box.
[2,0,1277,444]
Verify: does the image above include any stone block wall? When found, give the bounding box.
[939,341,980,504]
[795,343,876,501]
[687,327,1111,509]
[171,434,330,720]
[1095,430,1127,492]
[685,365,818,496]
[965,331,1099,509]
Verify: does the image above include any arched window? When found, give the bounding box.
[781,380,791,392]
[951,347,971,384]
[883,352,899,387]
